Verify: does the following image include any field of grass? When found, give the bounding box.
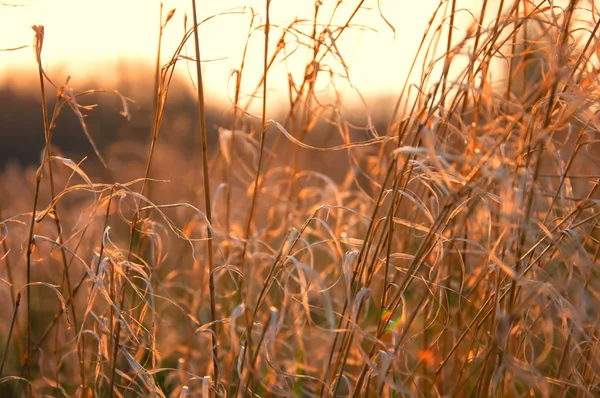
[1,0,600,396]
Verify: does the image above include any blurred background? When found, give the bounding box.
[0,0,481,169]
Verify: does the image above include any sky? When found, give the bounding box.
[0,0,478,110]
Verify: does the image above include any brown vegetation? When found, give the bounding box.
[1,1,600,397]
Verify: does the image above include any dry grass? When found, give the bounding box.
[1,0,600,396]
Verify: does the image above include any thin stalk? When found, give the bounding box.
[0,293,20,377]
[235,5,271,391]
[438,0,457,105]
[32,26,84,388]
[224,15,254,260]
[191,0,218,385]
[0,199,23,364]
[138,4,166,206]
[243,308,276,397]
[239,0,271,274]
[108,211,139,397]
[41,91,85,393]
[320,157,397,397]
[236,228,292,397]
[25,173,41,394]
[94,188,115,394]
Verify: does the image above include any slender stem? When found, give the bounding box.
[108,211,139,397]
[240,0,271,273]
[0,199,23,364]
[25,174,41,395]
[0,293,20,377]
[191,0,218,386]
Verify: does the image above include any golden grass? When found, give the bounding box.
[1,0,600,396]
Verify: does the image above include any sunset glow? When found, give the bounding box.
[0,0,461,108]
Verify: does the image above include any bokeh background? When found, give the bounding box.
[0,0,482,169]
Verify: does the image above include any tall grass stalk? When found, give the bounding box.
[191,0,218,389]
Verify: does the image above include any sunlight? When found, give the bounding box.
[0,0,456,108]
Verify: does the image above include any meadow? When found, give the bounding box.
[0,0,599,397]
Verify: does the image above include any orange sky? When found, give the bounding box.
[0,0,481,109]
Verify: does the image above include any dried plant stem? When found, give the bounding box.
[0,199,23,365]
[235,4,271,392]
[108,211,139,398]
[97,190,114,386]
[240,0,271,273]
[320,157,397,397]
[224,16,254,261]
[237,227,295,397]
[19,215,94,376]
[243,308,276,397]
[25,174,41,395]
[30,27,84,390]
[138,4,165,207]
[42,98,85,391]
[191,0,218,387]
[0,293,20,377]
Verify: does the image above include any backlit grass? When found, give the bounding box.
[1,1,599,397]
